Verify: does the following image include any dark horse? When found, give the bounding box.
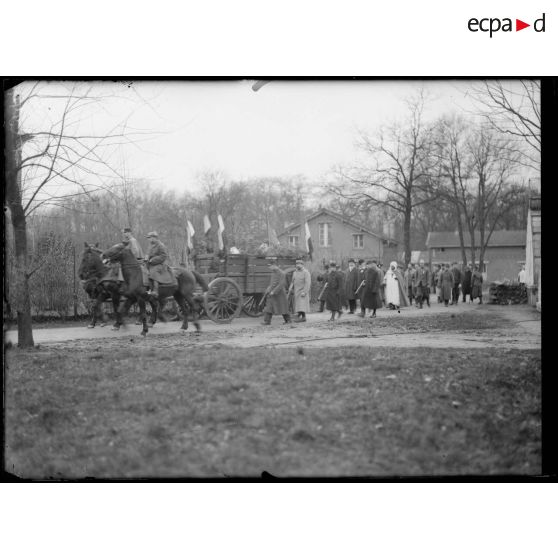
[78,243,122,328]
[102,242,209,334]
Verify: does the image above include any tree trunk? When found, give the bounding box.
[403,201,412,265]
[5,90,35,347]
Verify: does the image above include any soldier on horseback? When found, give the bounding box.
[122,227,144,260]
[145,231,175,300]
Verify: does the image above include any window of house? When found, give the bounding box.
[318,223,331,247]
[352,234,364,249]
[288,235,299,247]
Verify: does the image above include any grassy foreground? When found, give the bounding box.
[5,344,541,478]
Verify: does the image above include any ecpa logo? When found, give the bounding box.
[468,13,546,37]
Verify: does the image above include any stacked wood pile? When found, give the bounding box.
[488,281,528,304]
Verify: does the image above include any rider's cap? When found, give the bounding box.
[146,231,158,238]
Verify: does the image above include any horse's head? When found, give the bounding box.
[102,242,128,263]
[78,242,105,280]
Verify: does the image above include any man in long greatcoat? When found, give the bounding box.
[325,262,344,321]
[440,263,454,307]
[262,262,291,325]
[405,263,415,306]
[316,264,330,312]
[471,265,483,304]
[450,262,462,305]
[415,260,431,309]
[357,259,366,315]
[145,231,175,299]
[288,259,311,322]
[343,258,360,314]
[361,260,383,317]
[461,264,472,303]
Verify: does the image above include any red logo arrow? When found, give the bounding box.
[516,19,530,31]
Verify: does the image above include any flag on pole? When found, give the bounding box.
[268,226,280,247]
[186,220,195,251]
[203,215,212,236]
[305,222,313,261]
[217,214,225,251]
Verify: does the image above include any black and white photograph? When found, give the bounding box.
[4,79,542,478]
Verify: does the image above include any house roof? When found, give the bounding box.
[278,208,397,244]
[426,230,526,248]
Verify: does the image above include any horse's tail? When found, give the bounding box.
[192,270,209,292]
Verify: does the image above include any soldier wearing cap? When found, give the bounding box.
[344,258,360,314]
[262,261,291,325]
[288,259,311,322]
[360,260,383,318]
[325,261,344,321]
[122,227,144,260]
[316,263,330,312]
[145,231,173,299]
[415,259,431,309]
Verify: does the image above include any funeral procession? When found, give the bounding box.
[4,80,542,478]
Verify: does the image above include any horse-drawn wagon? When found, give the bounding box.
[194,254,298,323]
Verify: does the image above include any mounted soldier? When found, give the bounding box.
[145,231,176,299]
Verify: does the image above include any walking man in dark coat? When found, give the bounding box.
[405,263,415,306]
[316,264,329,312]
[450,262,462,305]
[357,259,366,315]
[415,260,431,309]
[461,264,472,303]
[440,263,454,307]
[145,231,175,299]
[325,262,344,321]
[262,262,291,325]
[361,260,383,317]
[344,258,360,314]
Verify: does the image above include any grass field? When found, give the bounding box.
[4,341,541,478]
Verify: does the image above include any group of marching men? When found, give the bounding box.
[260,258,485,325]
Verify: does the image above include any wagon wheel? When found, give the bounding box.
[242,293,264,317]
[203,277,243,323]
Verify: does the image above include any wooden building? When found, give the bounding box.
[277,208,398,267]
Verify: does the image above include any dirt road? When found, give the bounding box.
[5,300,541,350]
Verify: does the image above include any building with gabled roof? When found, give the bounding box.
[277,208,399,268]
[425,229,526,283]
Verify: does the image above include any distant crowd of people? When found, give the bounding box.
[260,258,490,325]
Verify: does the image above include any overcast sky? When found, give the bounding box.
[16,80,530,196]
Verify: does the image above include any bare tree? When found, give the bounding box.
[469,80,541,171]
[5,81,157,347]
[330,91,437,264]
[433,114,523,269]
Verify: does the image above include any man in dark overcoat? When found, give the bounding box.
[440,263,454,307]
[325,262,344,321]
[343,258,360,314]
[361,260,383,317]
[145,231,175,299]
[316,264,330,312]
[357,259,366,316]
[415,260,431,309]
[461,264,472,303]
[405,263,415,306]
[262,262,291,325]
[450,262,462,305]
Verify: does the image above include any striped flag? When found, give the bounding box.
[305,221,313,261]
[186,220,195,251]
[203,215,212,236]
[217,214,225,251]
